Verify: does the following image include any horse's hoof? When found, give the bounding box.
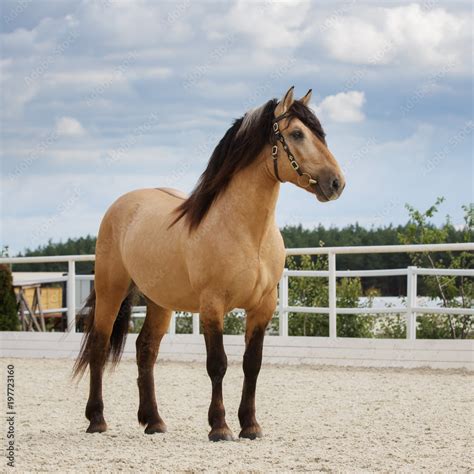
[86,421,107,433]
[208,427,235,442]
[144,422,167,435]
[239,425,263,440]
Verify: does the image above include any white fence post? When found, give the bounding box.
[328,252,337,339]
[406,266,418,340]
[192,313,200,335]
[279,271,289,337]
[169,312,176,335]
[66,260,76,332]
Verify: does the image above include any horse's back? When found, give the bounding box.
[102,187,185,225]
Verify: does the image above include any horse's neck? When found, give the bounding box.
[212,153,280,243]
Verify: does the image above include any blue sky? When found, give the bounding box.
[1,0,472,254]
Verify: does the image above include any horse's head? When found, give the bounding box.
[271,87,345,202]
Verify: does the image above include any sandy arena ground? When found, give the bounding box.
[1,358,472,472]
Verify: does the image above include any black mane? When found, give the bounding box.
[172,98,326,230]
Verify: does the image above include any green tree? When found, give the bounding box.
[13,236,97,274]
[397,198,473,339]
[0,264,20,331]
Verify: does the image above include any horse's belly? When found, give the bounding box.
[126,257,196,313]
[118,197,200,312]
[123,238,200,312]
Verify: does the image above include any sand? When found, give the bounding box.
[1,358,472,473]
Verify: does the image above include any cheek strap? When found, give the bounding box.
[271,116,318,188]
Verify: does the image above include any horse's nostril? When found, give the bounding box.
[331,178,340,192]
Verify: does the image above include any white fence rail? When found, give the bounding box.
[1,243,473,369]
[2,243,473,338]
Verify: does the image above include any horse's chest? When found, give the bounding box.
[185,223,285,310]
[226,251,283,310]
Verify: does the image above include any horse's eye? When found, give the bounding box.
[290,130,304,140]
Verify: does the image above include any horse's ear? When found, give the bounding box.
[275,86,295,117]
[299,89,312,106]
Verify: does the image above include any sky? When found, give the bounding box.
[0,0,472,254]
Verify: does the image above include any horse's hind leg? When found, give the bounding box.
[85,264,131,433]
[136,300,172,434]
[238,289,276,439]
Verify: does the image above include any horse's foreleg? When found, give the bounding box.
[136,301,171,434]
[201,303,233,441]
[238,289,276,439]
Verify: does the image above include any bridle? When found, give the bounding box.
[271,112,318,188]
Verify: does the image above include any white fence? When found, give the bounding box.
[1,243,473,369]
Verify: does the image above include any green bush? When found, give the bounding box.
[224,311,245,335]
[175,313,193,334]
[286,253,375,338]
[337,277,374,338]
[377,313,407,339]
[0,264,19,331]
[132,310,246,335]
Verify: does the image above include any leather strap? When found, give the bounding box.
[271,113,317,188]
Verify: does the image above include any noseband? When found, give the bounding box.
[271,113,318,188]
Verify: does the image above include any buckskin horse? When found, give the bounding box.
[73,87,345,441]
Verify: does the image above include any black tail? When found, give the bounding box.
[72,288,135,380]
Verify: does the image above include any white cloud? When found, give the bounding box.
[211,0,311,49]
[0,1,471,254]
[79,0,194,49]
[313,91,366,123]
[319,4,471,73]
[55,116,86,137]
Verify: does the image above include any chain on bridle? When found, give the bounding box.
[271,112,318,188]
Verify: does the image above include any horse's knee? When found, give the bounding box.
[135,331,147,361]
[207,346,227,383]
[242,327,265,378]
[200,302,226,381]
[136,328,162,366]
